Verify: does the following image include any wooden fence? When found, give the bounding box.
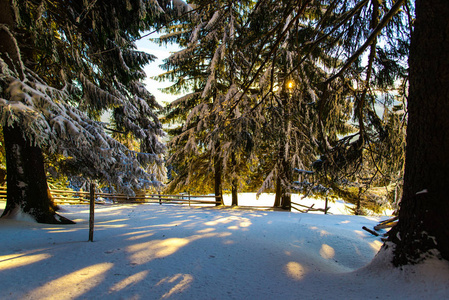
[0,186,331,214]
[0,186,222,206]
[291,200,330,214]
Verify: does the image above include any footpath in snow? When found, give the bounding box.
[0,200,448,299]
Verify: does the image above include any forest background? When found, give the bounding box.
[1,0,449,266]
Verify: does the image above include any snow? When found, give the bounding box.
[0,205,36,222]
[416,189,428,195]
[223,193,367,215]
[1,198,448,299]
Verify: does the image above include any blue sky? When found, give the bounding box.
[135,33,181,105]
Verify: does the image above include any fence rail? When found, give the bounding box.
[291,199,330,214]
[0,186,222,206]
[0,186,331,214]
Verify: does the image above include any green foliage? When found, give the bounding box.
[158,0,410,213]
[0,0,171,192]
[158,0,258,195]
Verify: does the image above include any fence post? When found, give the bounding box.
[88,182,95,242]
[159,192,162,205]
[188,191,191,207]
[324,197,328,215]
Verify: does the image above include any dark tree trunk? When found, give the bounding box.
[280,146,292,211]
[387,0,449,265]
[281,193,291,211]
[355,187,362,215]
[231,178,238,206]
[1,126,74,224]
[214,153,223,206]
[274,176,282,207]
[0,2,73,224]
[231,153,238,206]
[275,176,291,211]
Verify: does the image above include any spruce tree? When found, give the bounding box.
[234,0,351,208]
[0,0,172,223]
[236,0,408,211]
[385,0,449,265]
[159,0,255,204]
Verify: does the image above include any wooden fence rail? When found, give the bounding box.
[0,186,331,214]
[291,200,330,214]
[0,186,221,206]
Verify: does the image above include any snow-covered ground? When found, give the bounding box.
[0,195,448,300]
[221,193,394,215]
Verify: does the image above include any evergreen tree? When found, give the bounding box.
[160,0,449,265]
[159,0,255,204]
[0,0,179,223]
[236,0,408,211]
[237,0,449,265]
[385,0,449,265]
[308,0,407,212]
[232,0,353,208]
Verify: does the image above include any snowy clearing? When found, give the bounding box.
[0,199,448,300]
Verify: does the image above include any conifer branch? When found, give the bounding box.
[227,0,312,119]
[324,0,407,84]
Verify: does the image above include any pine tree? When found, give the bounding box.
[0,0,173,223]
[159,0,449,265]
[384,0,449,265]
[231,0,351,208]
[235,0,408,212]
[159,0,255,204]
[308,0,407,212]
[238,0,449,265]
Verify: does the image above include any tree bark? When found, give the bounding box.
[274,176,282,207]
[280,148,292,211]
[231,153,238,206]
[1,126,74,224]
[355,187,362,215]
[0,1,73,224]
[231,178,238,206]
[214,153,223,206]
[387,0,449,265]
[281,193,291,211]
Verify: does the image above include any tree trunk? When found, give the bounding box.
[386,0,449,265]
[355,187,362,215]
[231,178,238,206]
[214,153,223,206]
[231,152,238,206]
[0,2,73,224]
[274,176,282,207]
[280,147,292,211]
[275,176,291,211]
[1,126,74,224]
[281,193,291,211]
